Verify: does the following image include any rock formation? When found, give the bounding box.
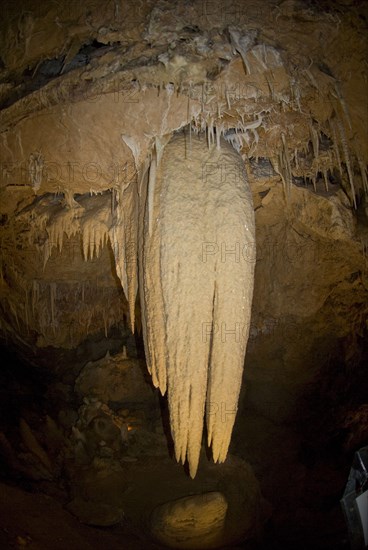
[140,130,255,477]
[0,0,367,547]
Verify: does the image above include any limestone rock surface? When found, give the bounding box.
[150,492,228,549]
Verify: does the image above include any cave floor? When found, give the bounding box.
[0,347,360,550]
[0,480,153,550]
[0,447,351,550]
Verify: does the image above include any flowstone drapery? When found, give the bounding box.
[140,130,255,477]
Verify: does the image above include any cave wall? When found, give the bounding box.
[1,0,367,352]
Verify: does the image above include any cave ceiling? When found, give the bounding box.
[0,0,367,354]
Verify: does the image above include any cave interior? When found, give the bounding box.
[0,1,367,549]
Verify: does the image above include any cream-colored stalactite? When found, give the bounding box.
[109,182,139,333]
[140,129,255,478]
[36,190,138,332]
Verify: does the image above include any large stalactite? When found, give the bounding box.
[140,129,256,477]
